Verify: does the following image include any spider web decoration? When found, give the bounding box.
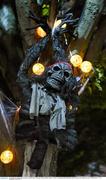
[0,91,18,144]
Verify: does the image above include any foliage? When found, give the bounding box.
[86,65,105,95]
[93,65,105,91]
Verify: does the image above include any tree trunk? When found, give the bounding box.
[15,0,58,176]
[22,142,58,177]
[15,0,104,176]
[38,144,58,176]
[47,0,58,28]
[15,0,35,50]
[85,17,106,64]
[68,0,104,58]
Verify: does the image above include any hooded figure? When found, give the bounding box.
[15,13,79,169]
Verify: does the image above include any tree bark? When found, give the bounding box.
[85,17,106,64]
[22,142,58,177]
[68,0,104,58]
[38,144,58,176]
[15,0,35,50]
[47,0,58,28]
[15,0,58,177]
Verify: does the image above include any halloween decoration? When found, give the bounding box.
[53,19,62,29]
[0,91,18,142]
[70,54,82,67]
[0,91,19,167]
[32,63,45,75]
[0,150,13,164]
[28,10,50,34]
[46,62,72,91]
[36,27,47,38]
[80,61,92,73]
[16,12,79,170]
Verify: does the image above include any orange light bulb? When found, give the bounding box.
[70,54,83,67]
[0,150,13,164]
[36,27,46,38]
[80,61,92,73]
[32,63,45,75]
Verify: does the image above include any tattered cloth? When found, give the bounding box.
[29,83,66,131]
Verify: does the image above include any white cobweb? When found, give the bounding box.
[0,91,18,144]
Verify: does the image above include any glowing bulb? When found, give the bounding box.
[53,20,67,29]
[69,105,72,111]
[61,23,67,29]
[0,150,13,164]
[32,63,45,75]
[80,61,92,73]
[36,27,46,38]
[53,19,62,29]
[70,54,82,67]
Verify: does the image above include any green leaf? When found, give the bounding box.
[94,82,103,91]
[88,86,92,94]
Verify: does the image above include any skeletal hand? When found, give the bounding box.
[52,13,79,36]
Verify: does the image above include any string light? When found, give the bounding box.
[80,61,92,73]
[32,63,45,75]
[53,19,67,29]
[70,54,82,67]
[61,23,67,29]
[36,27,46,38]
[53,19,62,29]
[0,150,13,164]
[68,104,72,111]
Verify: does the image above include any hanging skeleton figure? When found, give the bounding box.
[15,13,80,169]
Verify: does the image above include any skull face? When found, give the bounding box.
[46,62,72,91]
